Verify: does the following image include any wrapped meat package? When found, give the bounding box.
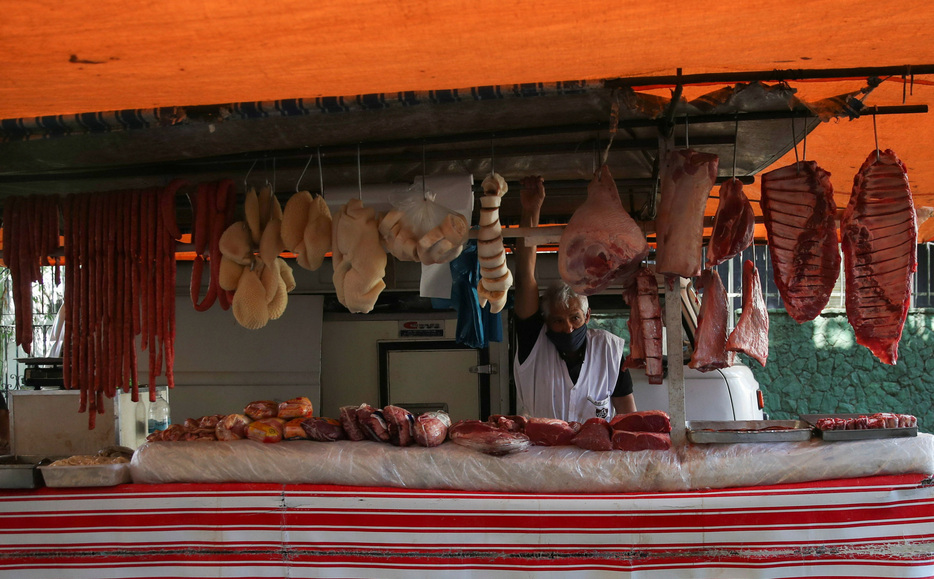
[244,400,278,421]
[413,411,451,447]
[278,397,314,419]
[301,417,347,442]
[215,414,252,441]
[246,418,284,444]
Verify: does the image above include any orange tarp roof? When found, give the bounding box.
[2,0,934,235]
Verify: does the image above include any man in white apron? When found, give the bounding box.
[512,176,637,423]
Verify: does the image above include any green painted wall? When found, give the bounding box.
[741,309,934,434]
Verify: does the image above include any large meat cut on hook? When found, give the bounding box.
[557,165,648,295]
[841,149,917,365]
[655,148,719,279]
[760,160,840,323]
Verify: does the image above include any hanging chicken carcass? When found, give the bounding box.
[760,161,840,323]
[840,149,917,365]
[706,178,755,268]
[558,164,648,295]
[656,148,719,278]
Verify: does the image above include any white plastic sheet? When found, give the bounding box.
[131,433,934,492]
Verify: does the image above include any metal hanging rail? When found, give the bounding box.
[604,64,934,88]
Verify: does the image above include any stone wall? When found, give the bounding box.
[742,309,934,434]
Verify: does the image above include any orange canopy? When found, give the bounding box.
[2,0,934,234]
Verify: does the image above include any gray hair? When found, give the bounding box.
[541,282,589,317]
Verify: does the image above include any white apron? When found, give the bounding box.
[514,326,625,422]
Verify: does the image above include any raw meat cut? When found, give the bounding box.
[726,260,769,366]
[571,418,613,451]
[706,178,755,268]
[244,400,278,420]
[525,417,577,446]
[689,269,735,371]
[488,415,527,432]
[356,404,390,442]
[448,420,531,456]
[815,413,916,430]
[301,417,347,442]
[656,148,720,278]
[760,161,840,322]
[622,267,663,384]
[840,149,917,365]
[611,430,671,451]
[413,411,452,447]
[339,405,367,441]
[383,405,415,447]
[278,397,314,419]
[247,418,284,443]
[558,164,649,295]
[609,410,672,433]
[215,414,252,441]
[283,418,310,440]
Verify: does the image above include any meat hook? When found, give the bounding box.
[791,116,800,175]
[601,89,620,167]
[684,114,690,149]
[317,146,325,198]
[295,152,315,193]
[356,144,363,200]
[873,112,880,162]
[243,159,258,191]
[490,137,496,175]
[731,117,739,180]
[421,143,428,198]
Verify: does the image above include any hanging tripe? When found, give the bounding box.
[476,172,513,313]
[217,185,298,329]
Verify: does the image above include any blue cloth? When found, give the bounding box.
[430,240,505,348]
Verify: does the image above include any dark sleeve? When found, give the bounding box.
[612,368,634,398]
[516,312,544,365]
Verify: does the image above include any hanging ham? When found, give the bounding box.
[558,164,648,295]
[760,161,840,323]
[689,269,734,372]
[706,178,754,268]
[656,148,719,278]
[840,149,917,365]
[726,259,769,367]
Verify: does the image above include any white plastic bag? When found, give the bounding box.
[379,186,468,264]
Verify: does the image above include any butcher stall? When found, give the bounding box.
[4,2,934,577]
[1,435,933,578]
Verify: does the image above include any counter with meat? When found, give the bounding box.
[132,430,934,492]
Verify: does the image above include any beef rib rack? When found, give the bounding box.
[840,149,917,365]
[760,160,840,323]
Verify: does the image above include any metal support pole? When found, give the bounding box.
[664,275,687,447]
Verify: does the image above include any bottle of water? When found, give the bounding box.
[148,395,170,434]
[135,399,147,442]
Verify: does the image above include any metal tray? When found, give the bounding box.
[39,462,131,487]
[800,414,918,441]
[0,455,44,489]
[687,420,814,444]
